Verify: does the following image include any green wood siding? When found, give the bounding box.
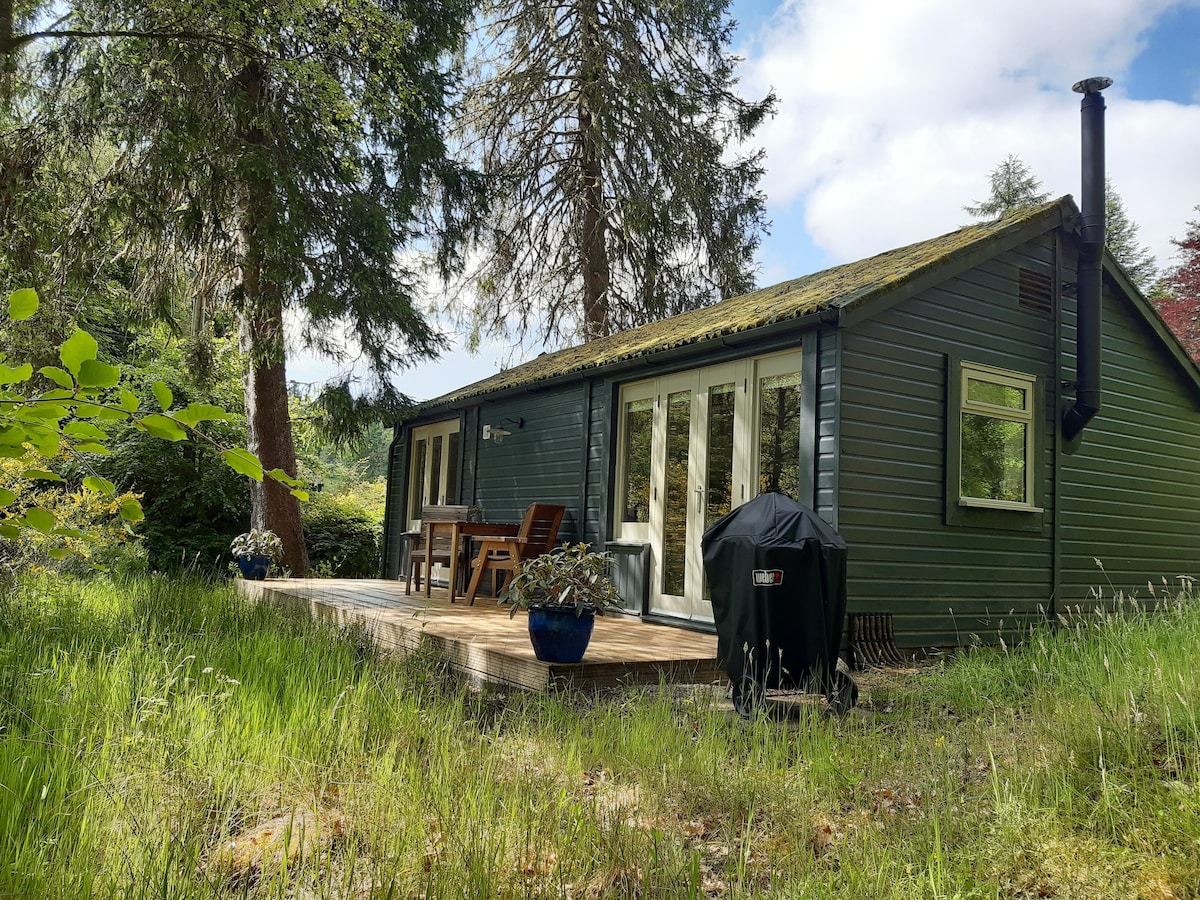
[382,429,408,578]
[1058,280,1200,606]
[835,236,1059,647]
[471,386,589,542]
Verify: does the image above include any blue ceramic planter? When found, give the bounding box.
[527,605,596,663]
[236,554,271,580]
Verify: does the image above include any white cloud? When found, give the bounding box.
[741,0,1200,270]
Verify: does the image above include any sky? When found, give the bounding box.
[287,0,1200,403]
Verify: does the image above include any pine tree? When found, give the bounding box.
[6,1,481,572]
[454,0,775,344]
[963,154,1051,220]
[1104,178,1157,293]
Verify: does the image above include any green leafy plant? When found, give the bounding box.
[230,529,283,561]
[0,289,303,548]
[499,542,625,618]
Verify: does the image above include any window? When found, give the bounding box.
[953,361,1040,513]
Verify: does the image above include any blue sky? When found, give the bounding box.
[288,0,1200,401]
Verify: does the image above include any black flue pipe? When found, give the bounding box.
[1062,76,1111,442]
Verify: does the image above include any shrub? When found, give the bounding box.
[302,489,381,577]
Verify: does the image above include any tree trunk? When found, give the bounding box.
[234,58,309,575]
[239,303,309,575]
[577,3,609,341]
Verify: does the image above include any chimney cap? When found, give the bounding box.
[1072,76,1113,94]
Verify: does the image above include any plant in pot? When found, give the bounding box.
[231,529,283,580]
[499,542,625,663]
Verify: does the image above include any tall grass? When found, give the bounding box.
[1,575,1198,898]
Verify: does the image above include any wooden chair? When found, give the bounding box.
[405,504,469,595]
[464,503,566,605]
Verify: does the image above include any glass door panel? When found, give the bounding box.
[704,382,736,528]
[757,370,802,498]
[620,397,654,524]
[661,389,692,599]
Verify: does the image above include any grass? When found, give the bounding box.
[1,575,1199,898]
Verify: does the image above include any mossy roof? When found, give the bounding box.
[423,198,1071,410]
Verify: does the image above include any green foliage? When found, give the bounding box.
[230,528,282,560]
[0,289,290,569]
[499,542,624,617]
[457,0,775,342]
[963,154,1051,220]
[1104,178,1158,292]
[301,490,382,578]
[0,454,147,577]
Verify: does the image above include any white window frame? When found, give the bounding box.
[956,361,1041,512]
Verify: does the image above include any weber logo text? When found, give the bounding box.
[752,569,784,586]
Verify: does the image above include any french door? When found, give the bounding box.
[614,351,804,622]
[407,418,461,531]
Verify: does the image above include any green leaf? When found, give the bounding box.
[38,388,75,401]
[74,403,103,419]
[173,403,231,428]
[22,469,64,482]
[222,448,264,481]
[152,381,173,411]
[118,498,144,523]
[64,422,107,440]
[0,423,22,443]
[95,407,127,422]
[8,288,38,321]
[74,442,109,455]
[15,403,68,422]
[0,363,33,385]
[118,389,139,412]
[83,476,116,495]
[59,329,99,377]
[0,488,15,507]
[48,548,70,560]
[52,527,88,539]
[38,366,74,389]
[0,523,18,539]
[138,414,188,442]
[267,468,304,487]
[25,429,60,457]
[23,507,56,533]
[290,489,310,501]
[78,359,121,389]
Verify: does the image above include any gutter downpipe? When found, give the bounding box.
[1062,76,1111,444]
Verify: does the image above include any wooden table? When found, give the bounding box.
[424,519,519,601]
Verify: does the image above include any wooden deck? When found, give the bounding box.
[236,578,722,691]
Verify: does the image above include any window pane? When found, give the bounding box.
[967,378,1025,410]
[621,398,653,523]
[961,414,1027,502]
[445,431,461,504]
[706,383,736,528]
[758,371,802,498]
[409,439,427,520]
[662,390,690,597]
[429,435,443,506]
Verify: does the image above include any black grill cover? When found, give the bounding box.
[702,491,848,693]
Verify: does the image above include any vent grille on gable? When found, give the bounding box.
[1018,268,1053,316]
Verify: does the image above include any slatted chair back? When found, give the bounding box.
[517,503,566,557]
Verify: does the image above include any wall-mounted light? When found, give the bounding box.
[482,417,525,444]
